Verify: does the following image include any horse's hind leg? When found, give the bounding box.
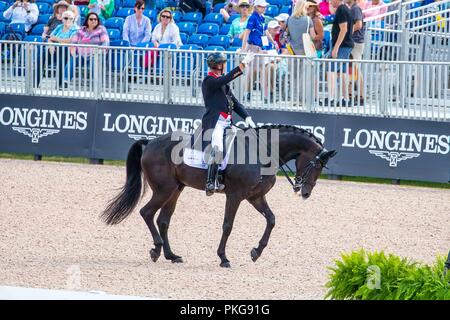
[247,196,275,262]
[140,189,175,263]
[157,186,184,263]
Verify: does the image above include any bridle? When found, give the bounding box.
[280,149,329,193]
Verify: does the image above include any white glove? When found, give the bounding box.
[241,52,255,66]
[235,48,241,54]
[245,116,256,128]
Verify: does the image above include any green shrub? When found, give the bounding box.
[325,249,450,300]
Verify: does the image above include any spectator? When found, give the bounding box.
[286,0,316,55]
[87,0,115,22]
[274,13,289,49]
[220,0,240,22]
[63,12,109,86]
[319,0,331,15]
[320,0,353,107]
[241,0,278,101]
[363,0,387,20]
[66,1,81,26]
[226,0,252,40]
[36,10,79,88]
[123,0,152,46]
[2,0,39,33]
[306,1,324,56]
[178,0,207,17]
[151,9,182,48]
[42,1,70,40]
[263,20,282,102]
[347,0,365,105]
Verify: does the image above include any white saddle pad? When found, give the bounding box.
[183,133,237,170]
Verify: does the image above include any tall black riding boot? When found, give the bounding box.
[206,162,218,196]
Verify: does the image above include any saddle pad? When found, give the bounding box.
[183,132,237,170]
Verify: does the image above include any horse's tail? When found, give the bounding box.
[101,139,149,225]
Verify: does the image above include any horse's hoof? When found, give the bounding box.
[250,248,259,262]
[171,257,183,263]
[220,261,231,268]
[150,249,160,262]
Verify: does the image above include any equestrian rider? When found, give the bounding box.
[202,51,256,196]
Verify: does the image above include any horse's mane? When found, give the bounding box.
[244,124,323,147]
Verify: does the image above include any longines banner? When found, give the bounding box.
[0,95,449,183]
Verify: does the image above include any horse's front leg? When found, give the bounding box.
[217,195,242,268]
[247,195,275,262]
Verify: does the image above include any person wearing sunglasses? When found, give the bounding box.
[123,0,152,46]
[151,9,182,48]
[226,0,252,39]
[63,12,109,87]
[87,0,114,22]
[36,10,78,88]
[42,1,69,40]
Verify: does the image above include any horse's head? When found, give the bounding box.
[294,149,337,199]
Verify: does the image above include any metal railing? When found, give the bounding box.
[0,40,449,121]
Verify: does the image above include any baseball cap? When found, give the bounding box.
[268,20,280,29]
[254,0,269,7]
[274,13,289,22]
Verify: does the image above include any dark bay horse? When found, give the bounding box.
[102,125,337,267]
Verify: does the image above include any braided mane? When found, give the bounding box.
[247,124,323,147]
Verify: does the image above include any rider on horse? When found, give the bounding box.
[202,51,256,196]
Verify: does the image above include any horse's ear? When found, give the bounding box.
[320,150,338,162]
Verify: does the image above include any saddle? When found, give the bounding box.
[183,126,237,170]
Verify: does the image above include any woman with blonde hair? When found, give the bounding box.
[287,0,316,55]
[306,1,324,57]
[151,9,182,48]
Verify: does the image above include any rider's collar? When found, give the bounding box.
[208,71,221,78]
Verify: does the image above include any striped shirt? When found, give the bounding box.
[72,25,110,55]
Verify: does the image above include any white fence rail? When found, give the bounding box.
[0,41,449,121]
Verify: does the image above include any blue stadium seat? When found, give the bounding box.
[231,37,242,47]
[179,44,202,51]
[172,11,182,23]
[122,0,135,8]
[0,22,5,37]
[30,24,45,36]
[179,32,188,44]
[204,45,225,51]
[282,0,292,5]
[0,14,10,23]
[205,1,212,14]
[110,39,130,47]
[203,13,223,26]
[198,23,219,36]
[35,0,54,4]
[0,1,8,11]
[181,12,203,24]
[116,8,134,18]
[228,46,241,52]
[79,5,89,17]
[159,43,177,49]
[24,35,43,42]
[268,0,283,7]
[105,17,125,32]
[187,33,210,48]
[144,9,158,22]
[265,5,279,17]
[219,24,230,35]
[107,28,121,41]
[279,5,291,14]
[208,35,229,49]
[178,22,197,36]
[322,30,331,55]
[36,13,51,25]
[8,22,25,36]
[213,2,226,13]
[155,0,166,10]
[134,41,154,70]
[36,2,52,14]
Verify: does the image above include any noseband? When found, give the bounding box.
[292,149,328,192]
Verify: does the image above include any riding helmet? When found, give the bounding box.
[207,52,227,69]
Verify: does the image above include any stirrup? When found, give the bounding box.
[205,182,215,196]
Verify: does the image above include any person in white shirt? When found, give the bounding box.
[3,0,39,33]
[151,9,182,48]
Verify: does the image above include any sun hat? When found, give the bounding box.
[253,0,269,7]
[53,0,70,10]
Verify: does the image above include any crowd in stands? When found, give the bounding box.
[0,0,445,103]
